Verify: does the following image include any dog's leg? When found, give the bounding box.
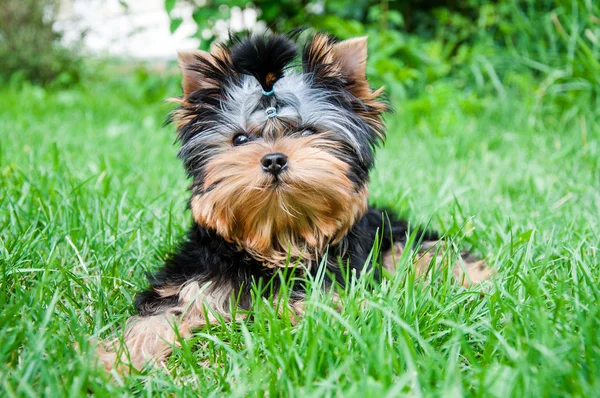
[453,250,494,286]
[97,280,237,372]
[382,240,494,287]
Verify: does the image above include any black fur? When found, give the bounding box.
[135,208,438,316]
[230,34,297,91]
[302,34,345,89]
[97,32,493,374]
[138,32,438,320]
[171,33,386,194]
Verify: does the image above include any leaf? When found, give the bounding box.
[170,17,183,34]
[165,0,176,15]
[388,11,404,28]
[192,8,215,26]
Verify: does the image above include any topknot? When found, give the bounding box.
[230,34,298,92]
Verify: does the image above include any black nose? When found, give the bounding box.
[261,153,288,176]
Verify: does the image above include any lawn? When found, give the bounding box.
[1,68,599,397]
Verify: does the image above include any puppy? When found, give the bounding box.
[98,32,492,372]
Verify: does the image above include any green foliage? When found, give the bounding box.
[167,0,599,108]
[1,69,599,396]
[0,0,82,86]
[0,1,599,395]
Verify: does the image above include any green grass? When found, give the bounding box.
[1,71,599,397]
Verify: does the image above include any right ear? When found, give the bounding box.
[177,50,212,97]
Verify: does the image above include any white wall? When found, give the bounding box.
[55,0,261,59]
[56,0,199,59]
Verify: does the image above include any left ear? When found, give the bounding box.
[178,50,213,98]
[330,37,368,83]
[304,34,375,101]
[303,34,387,141]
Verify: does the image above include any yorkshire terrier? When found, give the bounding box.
[98,32,493,372]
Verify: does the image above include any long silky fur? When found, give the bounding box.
[230,34,298,91]
[97,31,494,374]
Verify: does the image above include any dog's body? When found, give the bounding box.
[99,32,492,372]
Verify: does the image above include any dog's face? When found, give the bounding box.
[171,33,387,263]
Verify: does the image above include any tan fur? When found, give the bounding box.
[177,50,212,97]
[265,72,277,87]
[168,44,236,129]
[453,253,493,287]
[98,280,237,372]
[97,33,493,374]
[98,280,310,372]
[177,44,233,95]
[331,37,368,83]
[305,34,388,140]
[382,241,494,287]
[191,134,368,267]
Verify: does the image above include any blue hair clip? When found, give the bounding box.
[262,88,275,96]
[265,107,277,119]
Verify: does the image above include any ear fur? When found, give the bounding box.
[177,50,212,98]
[330,37,368,83]
[303,34,373,96]
[303,33,387,141]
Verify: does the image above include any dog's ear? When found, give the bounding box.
[330,37,368,84]
[303,34,375,100]
[177,45,233,99]
[171,47,233,128]
[303,34,387,141]
[177,50,212,98]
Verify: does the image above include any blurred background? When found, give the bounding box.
[1,0,599,222]
[2,0,599,228]
[1,0,599,107]
[2,3,600,394]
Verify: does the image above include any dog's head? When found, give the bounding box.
[171,32,387,264]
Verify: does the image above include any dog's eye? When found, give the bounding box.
[232,134,250,146]
[301,129,316,137]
